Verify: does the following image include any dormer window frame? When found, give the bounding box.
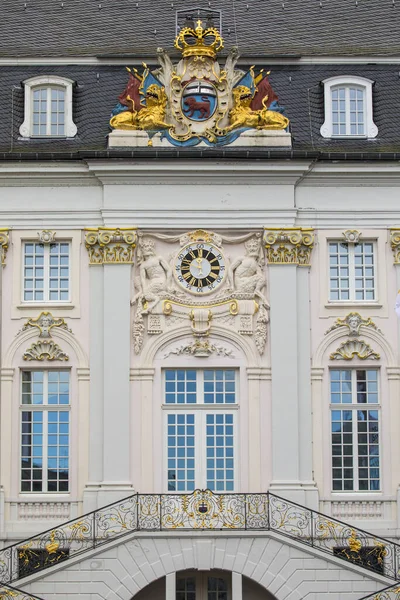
[320,76,378,140]
[19,75,77,139]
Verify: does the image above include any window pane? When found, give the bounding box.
[357,410,380,491]
[46,243,70,301]
[47,411,69,492]
[354,243,375,301]
[23,243,45,301]
[32,88,48,136]
[330,370,352,404]
[167,414,195,492]
[203,370,236,404]
[165,370,197,404]
[331,410,354,491]
[21,411,43,492]
[329,243,349,300]
[206,413,234,492]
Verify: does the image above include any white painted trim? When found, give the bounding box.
[320,76,378,139]
[19,75,77,139]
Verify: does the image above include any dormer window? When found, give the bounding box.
[320,76,378,139]
[19,76,77,139]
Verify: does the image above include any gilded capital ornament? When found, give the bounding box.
[263,228,314,266]
[85,227,137,265]
[390,229,400,265]
[0,229,10,266]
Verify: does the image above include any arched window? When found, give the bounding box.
[19,76,77,139]
[320,76,378,139]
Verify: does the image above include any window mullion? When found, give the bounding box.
[44,246,50,301]
[349,246,356,300]
[46,88,51,136]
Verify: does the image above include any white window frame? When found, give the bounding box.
[330,368,381,493]
[20,370,71,494]
[320,76,378,139]
[19,76,77,139]
[22,240,71,303]
[163,368,239,493]
[328,240,376,302]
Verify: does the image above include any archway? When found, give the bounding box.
[133,569,277,600]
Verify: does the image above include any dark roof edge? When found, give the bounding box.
[1,150,400,162]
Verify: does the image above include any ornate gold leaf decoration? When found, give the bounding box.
[85,227,137,265]
[342,229,361,244]
[390,229,400,265]
[23,341,69,362]
[45,531,60,554]
[263,228,314,266]
[0,229,10,266]
[325,312,381,337]
[19,312,71,339]
[330,339,380,361]
[164,339,234,358]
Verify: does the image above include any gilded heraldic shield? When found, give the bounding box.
[182,81,218,122]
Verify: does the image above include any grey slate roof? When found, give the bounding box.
[1,0,400,58]
[0,64,399,156]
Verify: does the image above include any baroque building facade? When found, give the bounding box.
[1,1,400,599]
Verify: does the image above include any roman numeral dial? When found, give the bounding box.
[174,242,226,295]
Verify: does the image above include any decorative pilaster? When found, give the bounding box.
[263,228,314,266]
[265,227,318,508]
[83,227,136,509]
[84,227,137,264]
[0,229,10,266]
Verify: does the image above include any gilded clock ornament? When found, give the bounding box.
[174,242,226,295]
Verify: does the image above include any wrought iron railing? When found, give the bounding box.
[0,489,399,586]
[360,585,400,599]
[0,582,45,599]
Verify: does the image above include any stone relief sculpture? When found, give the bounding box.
[131,230,270,356]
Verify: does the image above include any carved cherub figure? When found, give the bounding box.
[132,238,174,313]
[229,237,269,310]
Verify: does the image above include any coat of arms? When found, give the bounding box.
[110,20,289,147]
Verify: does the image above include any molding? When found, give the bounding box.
[23,339,69,361]
[130,368,156,382]
[77,367,90,382]
[0,229,9,265]
[263,227,314,266]
[314,327,395,367]
[329,339,380,361]
[0,368,15,382]
[325,313,381,337]
[342,229,361,244]
[19,75,77,139]
[311,367,324,382]
[84,227,137,265]
[320,76,378,140]
[37,229,56,244]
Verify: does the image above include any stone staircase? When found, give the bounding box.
[0,490,399,599]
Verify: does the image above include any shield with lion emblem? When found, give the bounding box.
[181,80,217,122]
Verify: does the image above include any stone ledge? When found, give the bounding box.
[108,129,292,149]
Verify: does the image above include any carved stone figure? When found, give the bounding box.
[132,238,173,313]
[229,237,268,309]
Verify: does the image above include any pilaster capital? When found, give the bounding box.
[0,368,15,382]
[390,229,400,265]
[77,367,90,381]
[130,368,155,382]
[0,229,10,266]
[263,227,314,266]
[84,227,137,265]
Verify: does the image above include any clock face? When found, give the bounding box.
[174,242,226,295]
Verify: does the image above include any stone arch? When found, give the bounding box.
[3,327,89,370]
[312,326,395,368]
[138,324,261,368]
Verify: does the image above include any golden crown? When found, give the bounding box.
[175,19,224,59]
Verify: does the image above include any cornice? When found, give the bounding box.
[0,162,99,187]
[85,160,314,186]
[299,162,400,187]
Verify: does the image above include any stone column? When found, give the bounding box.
[83,228,136,510]
[166,573,176,600]
[232,572,243,600]
[0,231,10,535]
[264,228,318,508]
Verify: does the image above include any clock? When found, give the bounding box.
[174,242,226,295]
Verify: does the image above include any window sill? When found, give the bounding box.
[329,135,368,140]
[17,303,75,310]
[325,302,382,309]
